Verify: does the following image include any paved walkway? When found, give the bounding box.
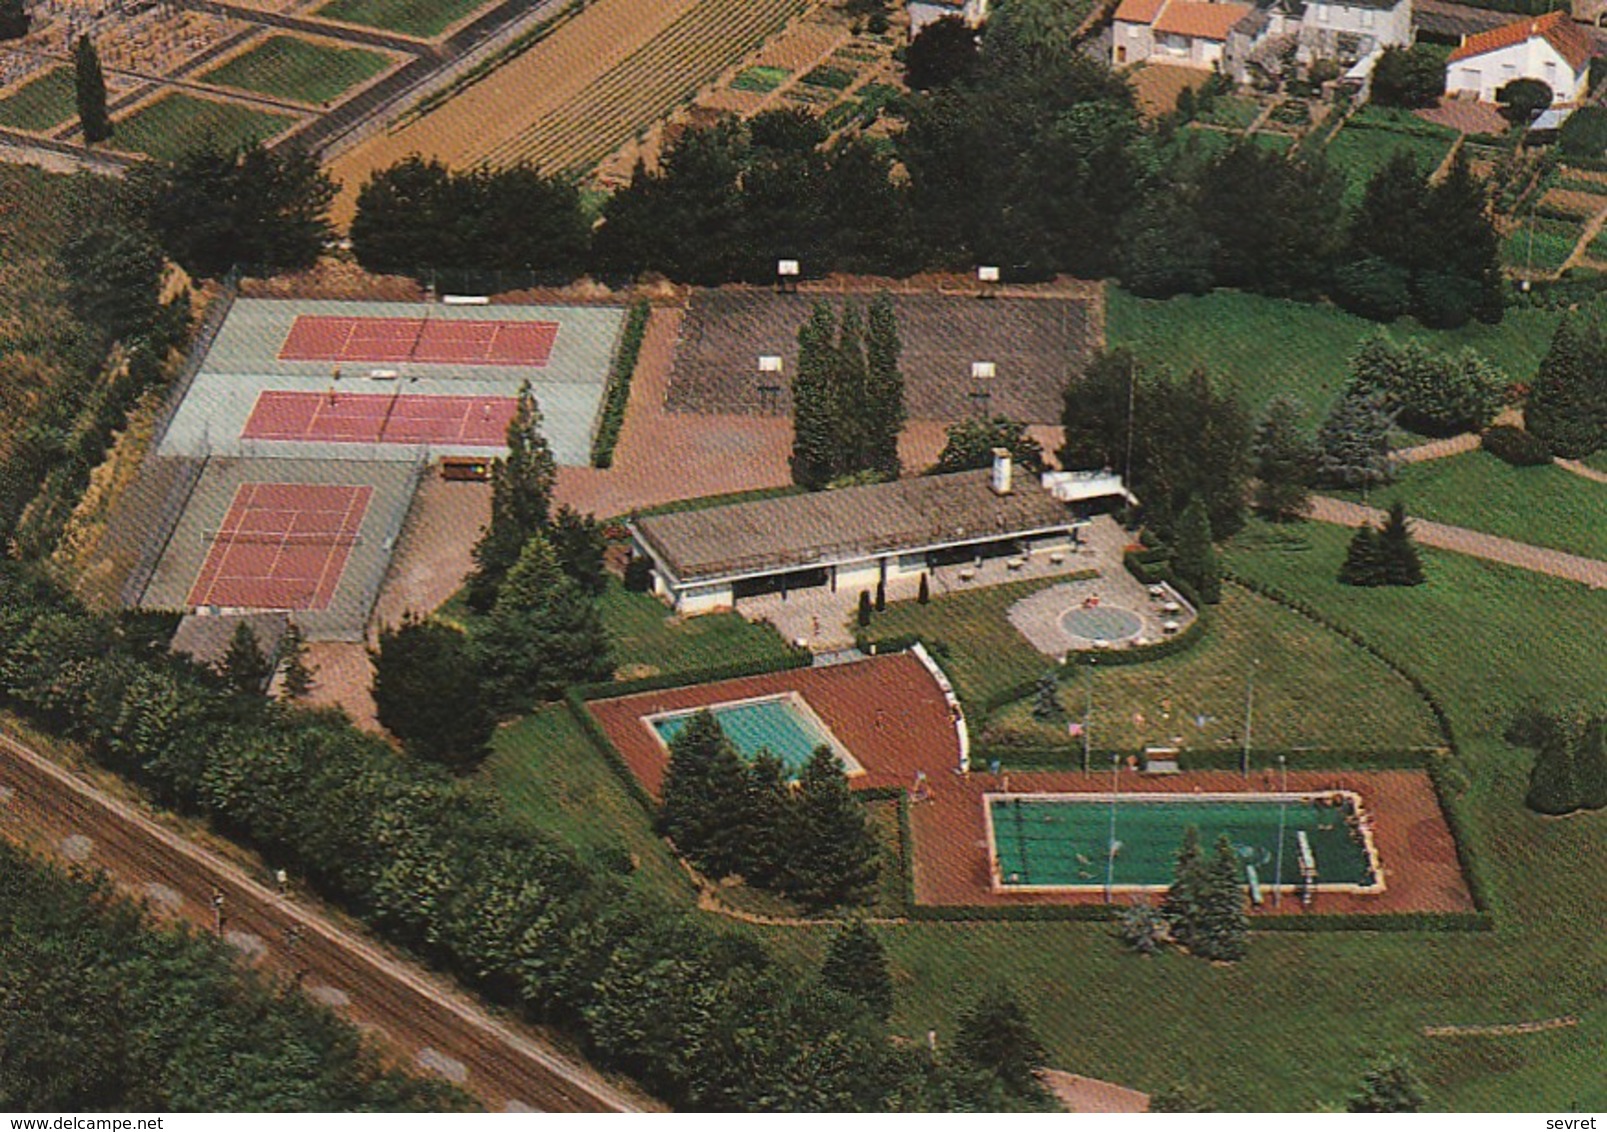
[1042,1070,1149,1114]
[1393,432,1481,464]
[1309,496,1607,589]
[1557,457,1607,486]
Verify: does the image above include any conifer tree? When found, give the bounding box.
[1576,716,1607,811]
[1252,396,1315,521]
[863,292,906,478]
[820,920,895,1022]
[468,381,558,611]
[1317,385,1395,490]
[792,302,840,489]
[658,710,753,877]
[370,615,495,769]
[1172,495,1220,603]
[1527,315,1607,459]
[1526,718,1582,815]
[74,36,112,144]
[783,745,879,910]
[1338,524,1389,587]
[1190,835,1249,961]
[1378,500,1425,586]
[1161,825,1206,949]
[741,751,795,887]
[953,984,1050,1099]
[277,622,314,701]
[217,621,271,694]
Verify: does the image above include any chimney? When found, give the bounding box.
[990,447,1013,495]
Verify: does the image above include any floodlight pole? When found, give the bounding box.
[1274,755,1288,907]
[1105,749,1120,904]
[1241,658,1259,780]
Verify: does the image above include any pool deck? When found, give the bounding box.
[912,768,1474,916]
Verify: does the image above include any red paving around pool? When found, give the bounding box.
[186,482,372,611]
[242,390,518,446]
[588,653,1475,917]
[278,315,559,366]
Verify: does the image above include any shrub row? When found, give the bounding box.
[972,743,1433,772]
[570,646,812,702]
[590,299,651,468]
[564,687,659,818]
[909,902,1120,923]
[1481,423,1554,465]
[1252,909,1492,932]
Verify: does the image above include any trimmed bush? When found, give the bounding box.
[1481,424,1553,466]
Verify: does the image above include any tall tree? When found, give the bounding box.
[783,745,879,910]
[74,36,112,145]
[59,221,165,347]
[1377,500,1426,586]
[1527,315,1607,459]
[931,416,1045,474]
[1422,149,1503,326]
[468,380,558,612]
[1347,1057,1428,1112]
[1161,825,1206,950]
[1368,45,1447,109]
[863,292,906,478]
[657,709,753,878]
[475,531,612,713]
[370,615,496,770]
[1252,396,1315,521]
[905,16,980,90]
[952,984,1050,1100]
[277,621,315,701]
[1190,835,1249,961]
[217,621,270,694]
[820,920,895,1022]
[792,301,840,490]
[1316,384,1396,490]
[548,504,607,596]
[1172,495,1221,603]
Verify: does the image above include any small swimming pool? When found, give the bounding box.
[648,693,861,778]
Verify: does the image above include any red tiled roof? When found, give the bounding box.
[1114,0,1167,23]
[1152,0,1253,40]
[1448,10,1594,72]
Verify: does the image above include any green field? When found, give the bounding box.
[1345,449,1607,561]
[731,65,790,93]
[598,579,794,679]
[110,95,297,160]
[312,0,489,37]
[1503,216,1582,275]
[199,35,392,104]
[0,67,76,131]
[1195,94,1261,130]
[1105,288,1562,425]
[1324,124,1455,206]
[984,583,1442,756]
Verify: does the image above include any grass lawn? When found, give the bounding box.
[0,67,76,131]
[1195,94,1260,130]
[732,65,790,93]
[1502,216,1581,275]
[1105,288,1563,425]
[1586,451,1607,473]
[1249,130,1294,155]
[985,582,1442,757]
[198,35,392,104]
[312,0,488,37]
[1324,124,1453,206]
[110,95,297,160]
[1341,449,1607,561]
[598,579,795,680]
[481,705,689,895]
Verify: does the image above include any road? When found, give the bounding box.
[0,729,651,1114]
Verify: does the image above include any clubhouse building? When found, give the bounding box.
[630,452,1136,615]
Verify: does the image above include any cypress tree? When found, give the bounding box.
[783,745,879,910]
[791,302,840,489]
[1173,495,1220,603]
[1378,500,1425,586]
[217,621,271,694]
[863,292,906,478]
[917,573,930,604]
[857,590,872,628]
[74,35,112,144]
[1338,524,1389,587]
[820,920,895,1022]
[277,621,315,701]
[1527,315,1607,459]
[834,302,872,478]
[467,381,557,611]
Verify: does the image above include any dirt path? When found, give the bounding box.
[1556,457,1607,485]
[0,728,650,1113]
[1041,1069,1150,1113]
[1393,432,1480,464]
[1309,496,1607,589]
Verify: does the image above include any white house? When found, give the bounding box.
[908,0,989,37]
[1223,0,1412,86]
[1445,10,1593,104]
[1113,0,1254,69]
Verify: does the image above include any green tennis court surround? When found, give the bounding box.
[987,792,1380,891]
[648,694,861,779]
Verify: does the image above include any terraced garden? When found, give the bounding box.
[1323,118,1457,206]
[198,35,394,104]
[311,0,492,37]
[0,66,76,131]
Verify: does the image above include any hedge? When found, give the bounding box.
[973,743,1435,772]
[589,299,651,469]
[1251,909,1492,931]
[909,902,1121,923]
[570,646,813,702]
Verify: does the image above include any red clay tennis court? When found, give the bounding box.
[186,482,373,611]
[277,315,559,366]
[242,390,518,446]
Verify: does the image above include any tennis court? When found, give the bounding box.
[278,314,560,366]
[986,792,1379,892]
[647,693,863,778]
[242,390,518,445]
[186,482,372,611]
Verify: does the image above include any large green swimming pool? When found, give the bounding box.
[650,695,851,779]
[988,793,1377,889]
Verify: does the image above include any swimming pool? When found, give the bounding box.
[648,693,862,779]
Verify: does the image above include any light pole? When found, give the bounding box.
[1082,656,1095,774]
[1105,749,1120,904]
[1274,754,1288,908]
[1241,658,1259,780]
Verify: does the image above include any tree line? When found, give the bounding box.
[0,840,466,1111]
